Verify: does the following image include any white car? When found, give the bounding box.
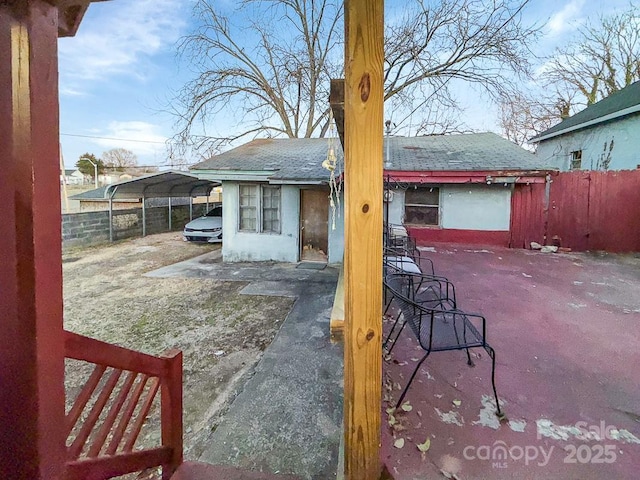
[183,205,222,243]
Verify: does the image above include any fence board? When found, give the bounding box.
[509,183,546,248]
[517,169,640,253]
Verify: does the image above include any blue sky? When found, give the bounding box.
[58,0,632,168]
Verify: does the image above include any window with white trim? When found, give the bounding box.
[238,184,281,233]
[239,185,257,231]
[404,187,440,226]
[570,150,582,170]
[261,186,281,233]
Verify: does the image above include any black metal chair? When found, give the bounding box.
[384,271,502,416]
[382,268,457,351]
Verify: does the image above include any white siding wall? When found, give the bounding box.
[327,190,344,264]
[441,185,511,231]
[222,182,300,262]
[388,184,511,231]
[536,113,640,171]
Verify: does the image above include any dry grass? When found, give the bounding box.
[63,232,295,461]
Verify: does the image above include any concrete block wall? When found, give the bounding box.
[62,204,208,248]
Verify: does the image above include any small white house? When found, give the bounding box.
[191,134,554,263]
[61,168,86,185]
[192,139,344,264]
[531,80,640,171]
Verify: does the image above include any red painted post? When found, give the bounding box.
[0,2,66,479]
[161,349,184,480]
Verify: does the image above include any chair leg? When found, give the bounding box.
[486,346,502,417]
[396,352,430,408]
[383,296,393,316]
[462,322,474,367]
[387,319,407,355]
[383,310,402,350]
[465,348,474,367]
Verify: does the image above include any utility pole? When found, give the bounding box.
[87,158,98,188]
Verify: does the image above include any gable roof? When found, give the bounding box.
[191,133,550,182]
[191,138,341,182]
[531,81,640,143]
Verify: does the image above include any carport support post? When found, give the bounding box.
[168,196,172,231]
[108,186,117,242]
[189,197,193,221]
[343,0,384,479]
[142,194,147,237]
[109,197,113,242]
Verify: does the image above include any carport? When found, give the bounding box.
[103,170,220,241]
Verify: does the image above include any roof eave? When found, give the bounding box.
[54,0,110,37]
[194,170,276,182]
[531,104,640,143]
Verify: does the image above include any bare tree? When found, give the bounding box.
[172,0,342,155]
[102,148,138,170]
[542,5,640,112]
[173,0,540,154]
[384,0,540,134]
[499,93,561,148]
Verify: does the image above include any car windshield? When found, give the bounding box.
[205,206,222,217]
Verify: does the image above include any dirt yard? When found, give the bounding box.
[63,232,295,458]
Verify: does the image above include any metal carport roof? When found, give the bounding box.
[100,170,220,241]
[104,170,219,199]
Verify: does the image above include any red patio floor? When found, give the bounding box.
[381,244,640,480]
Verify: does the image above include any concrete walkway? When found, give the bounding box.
[148,251,344,479]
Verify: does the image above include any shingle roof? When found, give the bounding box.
[69,186,108,200]
[191,138,340,181]
[387,133,548,171]
[191,133,550,181]
[531,80,640,142]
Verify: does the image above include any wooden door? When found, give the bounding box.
[300,189,329,261]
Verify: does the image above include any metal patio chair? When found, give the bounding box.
[384,271,502,416]
[382,269,457,352]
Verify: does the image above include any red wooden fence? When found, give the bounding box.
[509,182,547,249]
[510,170,640,253]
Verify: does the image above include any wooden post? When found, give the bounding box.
[343,1,384,479]
[161,349,183,480]
[0,2,66,478]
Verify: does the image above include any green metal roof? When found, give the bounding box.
[531,80,640,142]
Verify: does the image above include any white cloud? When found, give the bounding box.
[93,121,168,157]
[547,0,586,37]
[59,0,187,88]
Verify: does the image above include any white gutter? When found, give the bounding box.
[532,104,640,143]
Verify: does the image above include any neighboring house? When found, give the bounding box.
[99,173,134,185]
[61,168,86,185]
[531,81,640,171]
[191,133,555,263]
[69,186,141,212]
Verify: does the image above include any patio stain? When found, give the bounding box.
[435,408,464,427]
[471,395,504,430]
